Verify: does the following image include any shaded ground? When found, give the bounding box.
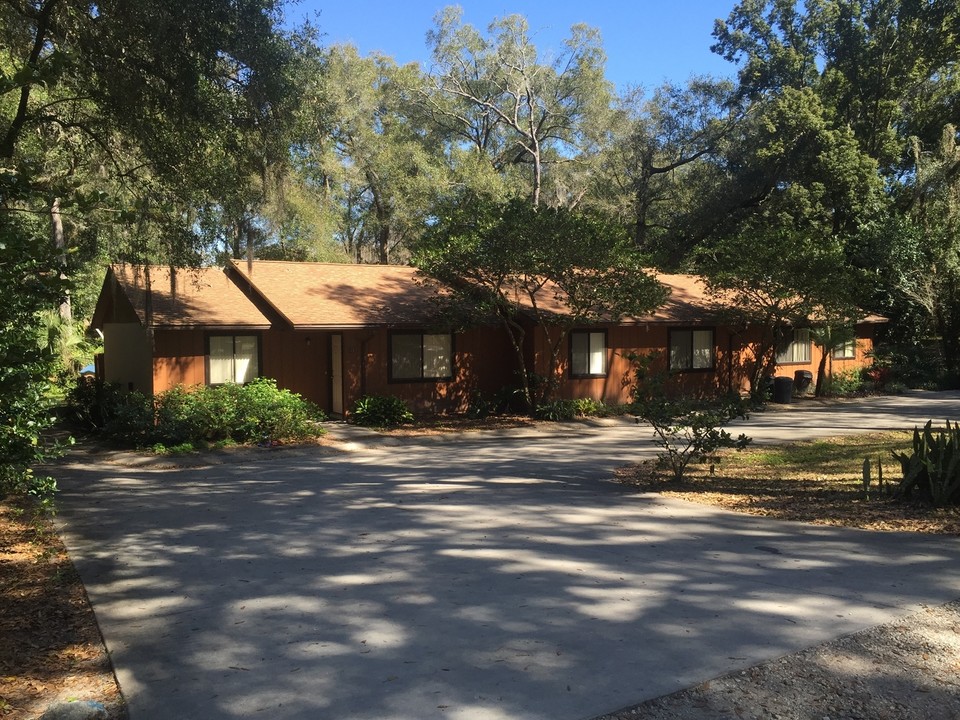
[0,499,126,720]
[596,599,960,720]
[616,432,960,534]
[6,398,960,718]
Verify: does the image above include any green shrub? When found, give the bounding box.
[629,353,751,481]
[822,368,864,397]
[633,393,752,482]
[466,385,524,418]
[534,399,578,421]
[869,343,946,390]
[351,395,413,427]
[572,397,606,416]
[233,378,325,442]
[0,223,66,510]
[154,386,207,444]
[101,390,155,446]
[70,378,325,447]
[885,381,908,394]
[151,441,196,455]
[892,420,960,507]
[534,397,608,421]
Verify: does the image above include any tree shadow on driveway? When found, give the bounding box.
[52,392,960,720]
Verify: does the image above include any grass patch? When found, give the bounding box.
[730,432,912,475]
[617,432,960,534]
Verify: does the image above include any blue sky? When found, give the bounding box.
[290,1,740,92]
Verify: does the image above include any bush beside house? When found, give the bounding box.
[70,378,325,449]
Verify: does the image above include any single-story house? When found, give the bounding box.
[90,261,883,415]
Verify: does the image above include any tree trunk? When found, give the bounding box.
[377,226,389,264]
[49,196,71,322]
[540,324,569,405]
[814,345,829,397]
[231,221,242,259]
[0,0,56,160]
[498,310,531,411]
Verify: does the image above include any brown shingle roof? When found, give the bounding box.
[644,273,723,323]
[498,271,722,324]
[107,264,271,328]
[98,262,884,330]
[227,260,445,328]
[229,261,723,327]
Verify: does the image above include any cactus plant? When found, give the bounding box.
[891,420,960,507]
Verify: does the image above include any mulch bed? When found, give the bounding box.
[615,461,960,534]
[0,499,126,719]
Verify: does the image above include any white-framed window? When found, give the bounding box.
[208,335,259,384]
[390,332,453,381]
[832,338,857,359]
[570,330,607,377]
[669,329,714,371]
[777,328,812,364]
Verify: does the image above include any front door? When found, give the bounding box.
[330,334,343,416]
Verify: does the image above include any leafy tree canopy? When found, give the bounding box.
[415,196,667,407]
[425,6,615,208]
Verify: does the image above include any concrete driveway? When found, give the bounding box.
[53,391,960,720]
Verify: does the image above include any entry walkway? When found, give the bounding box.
[53,391,960,720]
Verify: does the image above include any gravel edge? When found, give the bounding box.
[593,599,960,720]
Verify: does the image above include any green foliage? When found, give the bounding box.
[466,385,524,419]
[426,7,614,208]
[234,379,326,442]
[415,196,667,409]
[630,354,751,481]
[891,420,960,507]
[0,221,68,510]
[534,397,609,421]
[69,378,325,447]
[873,341,947,391]
[102,390,157,447]
[822,369,865,397]
[150,442,197,456]
[301,44,444,263]
[350,395,414,428]
[634,394,753,483]
[534,400,578,422]
[710,1,960,381]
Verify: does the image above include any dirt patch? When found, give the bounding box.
[0,499,126,720]
[594,600,960,720]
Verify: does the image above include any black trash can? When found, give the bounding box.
[794,370,813,395]
[772,376,794,403]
